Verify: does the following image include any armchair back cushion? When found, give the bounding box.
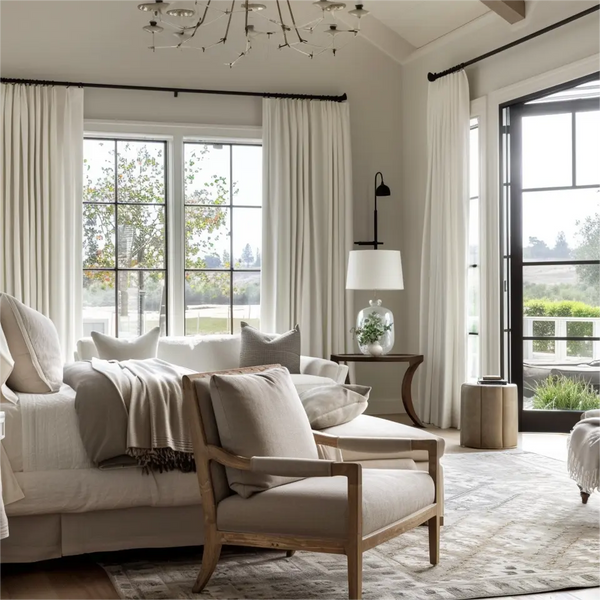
[209,367,318,498]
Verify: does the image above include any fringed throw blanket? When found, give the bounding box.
[91,358,196,473]
[567,416,600,494]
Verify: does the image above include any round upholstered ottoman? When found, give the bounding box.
[460,383,518,449]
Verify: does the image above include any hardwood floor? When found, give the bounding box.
[1,422,596,600]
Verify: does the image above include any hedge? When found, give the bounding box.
[524,300,599,358]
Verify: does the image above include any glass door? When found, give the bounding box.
[503,75,600,432]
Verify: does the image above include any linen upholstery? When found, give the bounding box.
[239,322,301,374]
[460,383,518,449]
[209,367,318,498]
[0,294,62,393]
[299,384,370,429]
[91,327,160,360]
[0,324,18,403]
[217,469,435,538]
[320,414,445,462]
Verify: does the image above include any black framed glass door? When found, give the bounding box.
[502,74,600,432]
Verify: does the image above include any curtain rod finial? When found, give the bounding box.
[427,72,437,82]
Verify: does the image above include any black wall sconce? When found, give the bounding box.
[354,172,391,250]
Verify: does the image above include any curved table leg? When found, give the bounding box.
[401,359,426,428]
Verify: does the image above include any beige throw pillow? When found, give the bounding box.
[299,384,371,429]
[91,327,160,360]
[0,294,63,394]
[209,366,318,498]
[239,322,301,374]
[0,325,18,403]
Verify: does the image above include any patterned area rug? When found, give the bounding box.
[102,451,599,599]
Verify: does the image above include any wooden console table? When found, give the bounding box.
[329,354,425,428]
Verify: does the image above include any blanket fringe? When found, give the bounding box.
[567,434,599,494]
[127,447,196,474]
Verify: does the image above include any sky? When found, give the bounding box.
[521,111,599,251]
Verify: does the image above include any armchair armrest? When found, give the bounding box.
[313,432,442,459]
[206,444,360,480]
[300,356,349,384]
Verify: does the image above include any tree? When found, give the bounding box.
[83,142,231,305]
[575,212,599,289]
[523,236,551,260]
[222,249,231,268]
[241,243,254,268]
[552,231,571,259]
[203,254,222,268]
[254,248,261,268]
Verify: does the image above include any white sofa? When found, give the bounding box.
[2,335,443,562]
[77,333,444,489]
[75,334,350,387]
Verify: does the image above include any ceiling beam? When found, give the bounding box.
[480,0,526,24]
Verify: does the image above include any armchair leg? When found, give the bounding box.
[347,547,363,599]
[286,550,296,558]
[193,539,222,593]
[428,514,440,566]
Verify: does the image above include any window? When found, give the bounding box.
[467,117,481,380]
[83,139,167,338]
[184,143,262,335]
[82,134,262,338]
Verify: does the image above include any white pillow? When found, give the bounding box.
[0,325,18,404]
[91,327,160,361]
[299,384,371,430]
[0,294,63,394]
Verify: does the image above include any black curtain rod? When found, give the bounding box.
[427,4,600,82]
[0,77,347,103]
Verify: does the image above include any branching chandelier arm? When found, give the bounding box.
[137,0,370,66]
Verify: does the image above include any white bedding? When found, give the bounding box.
[2,385,203,516]
[6,468,201,517]
[2,384,92,473]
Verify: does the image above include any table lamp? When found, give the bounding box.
[346,250,404,356]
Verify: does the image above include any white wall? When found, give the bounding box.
[0,0,406,410]
[399,1,600,410]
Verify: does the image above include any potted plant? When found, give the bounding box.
[352,313,393,356]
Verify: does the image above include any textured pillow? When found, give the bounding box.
[91,327,160,360]
[0,294,63,394]
[0,325,18,403]
[209,366,318,498]
[299,384,371,429]
[239,322,301,374]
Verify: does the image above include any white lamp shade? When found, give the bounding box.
[346,250,404,291]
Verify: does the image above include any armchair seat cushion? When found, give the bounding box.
[320,415,445,463]
[217,468,434,539]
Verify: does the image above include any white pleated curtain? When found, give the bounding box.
[1,84,84,362]
[261,98,353,359]
[419,71,470,429]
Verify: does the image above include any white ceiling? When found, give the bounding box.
[367,0,491,49]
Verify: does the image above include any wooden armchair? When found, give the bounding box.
[183,368,442,600]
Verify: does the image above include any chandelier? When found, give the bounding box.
[137,0,370,66]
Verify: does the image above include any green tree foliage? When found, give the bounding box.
[241,243,254,268]
[575,212,599,289]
